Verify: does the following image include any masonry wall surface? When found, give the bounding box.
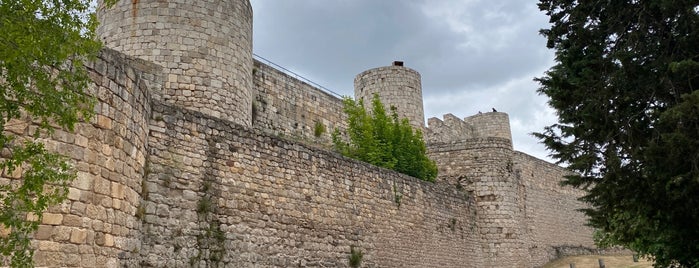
[355,65,425,130]
[1,48,157,267]
[252,60,346,145]
[96,0,254,126]
[429,138,528,267]
[2,5,604,264]
[426,112,512,144]
[513,152,595,266]
[139,102,480,267]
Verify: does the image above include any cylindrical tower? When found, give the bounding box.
[96,0,253,126]
[354,61,425,130]
[463,112,513,143]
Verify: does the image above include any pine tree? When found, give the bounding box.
[536,0,698,266]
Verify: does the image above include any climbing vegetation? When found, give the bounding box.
[332,94,437,182]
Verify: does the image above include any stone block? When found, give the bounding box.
[67,187,81,201]
[34,225,54,240]
[37,240,60,251]
[111,182,125,199]
[104,233,115,247]
[63,214,83,227]
[96,115,112,129]
[42,213,63,225]
[94,177,111,195]
[34,251,66,267]
[70,229,88,244]
[51,226,71,242]
[81,253,97,267]
[74,172,93,191]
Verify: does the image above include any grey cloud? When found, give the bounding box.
[250,0,558,162]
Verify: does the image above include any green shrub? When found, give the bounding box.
[314,121,325,137]
[332,94,437,181]
[348,245,363,268]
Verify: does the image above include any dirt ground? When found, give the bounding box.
[543,255,654,268]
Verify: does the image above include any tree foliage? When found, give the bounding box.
[0,0,115,266]
[333,95,437,182]
[536,0,698,266]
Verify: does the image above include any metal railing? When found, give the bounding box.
[252,53,344,98]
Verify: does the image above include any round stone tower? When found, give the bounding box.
[354,61,425,130]
[96,0,253,126]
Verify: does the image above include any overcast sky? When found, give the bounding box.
[249,0,558,162]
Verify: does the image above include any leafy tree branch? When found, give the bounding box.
[0,0,116,266]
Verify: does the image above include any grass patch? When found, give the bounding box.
[542,255,653,268]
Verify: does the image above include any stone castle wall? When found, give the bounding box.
[2,0,601,266]
[426,112,595,267]
[1,48,158,267]
[140,102,480,267]
[513,152,595,266]
[251,60,347,145]
[96,0,254,126]
[428,138,528,267]
[355,64,425,130]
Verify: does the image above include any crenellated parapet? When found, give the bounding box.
[426,111,525,266]
[425,111,512,150]
[8,1,600,266]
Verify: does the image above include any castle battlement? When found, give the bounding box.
[425,112,512,150]
[2,1,602,267]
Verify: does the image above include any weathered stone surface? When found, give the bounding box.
[70,229,87,244]
[252,60,346,146]
[42,213,64,225]
[136,103,478,267]
[97,0,253,127]
[355,63,426,131]
[0,1,600,267]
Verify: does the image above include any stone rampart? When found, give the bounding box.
[513,151,596,266]
[0,46,603,267]
[2,0,604,265]
[1,48,158,267]
[354,63,425,130]
[252,60,347,145]
[140,101,479,267]
[429,138,527,267]
[96,0,254,126]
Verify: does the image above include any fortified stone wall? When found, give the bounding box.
[513,152,595,266]
[96,0,254,126]
[139,102,480,267]
[425,112,596,267]
[2,0,603,266]
[355,63,425,130]
[428,138,527,267]
[252,60,347,145]
[1,48,158,267]
[426,112,513,144]
[2,45,599,268]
